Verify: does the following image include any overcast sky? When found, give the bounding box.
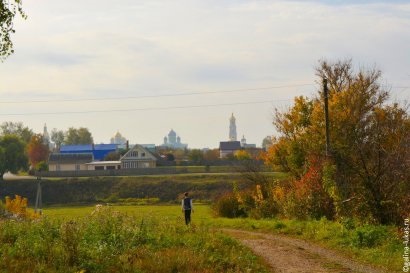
[0,0,409,148]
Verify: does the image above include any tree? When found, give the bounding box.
[188,149,204,163]
[65,127,93,145]
[263,59,410,224]
[0,121,33,143]
[234,150,251,161]
[261,136,273,150]
[51,128,65,150]
[104,151,121,161]
[0,134,28,179]
[203,149,219,161]
[26,134,49,168]
[165,153,175,161]
[0,0,26,60]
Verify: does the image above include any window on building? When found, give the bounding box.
[95,166,104,170]
[76,164,80,171]
[141,152,145,157]
[106,166,115,170]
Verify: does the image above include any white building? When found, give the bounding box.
[121,144,157,168]
[161,129,188,149]
[110,131,127,149]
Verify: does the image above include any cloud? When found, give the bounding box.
[0,0,408,147]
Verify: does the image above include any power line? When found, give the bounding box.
[0,100,280,116]
[0,84,314,104]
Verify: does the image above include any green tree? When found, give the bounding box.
[51,128,65,150]
[35,161,48,172]
[188,149,204,163]
[0,0,26,60]
[0,121,33,143]
[0,134,28,179]
[65,127,93,145]
[104,151,121,161]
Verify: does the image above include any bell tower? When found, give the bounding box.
[229,113,237,141]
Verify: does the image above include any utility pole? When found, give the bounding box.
[323,78,331,157]
[35,175,42,215]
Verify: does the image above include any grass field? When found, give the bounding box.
[1,203,402,272]
[43,204,213,221]
[42,204,402,271]
[1,204,271,273]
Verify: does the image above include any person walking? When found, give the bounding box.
[181,192,193,225]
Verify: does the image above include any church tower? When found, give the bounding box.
[43,123,50,145]
[43,123,53,150]
[229,113,237,141]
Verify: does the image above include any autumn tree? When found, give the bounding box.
[264,59,410,224]
[203,148,220,161]
[0,134,28,179]
[26,134,49,168]
[65,127,93,145]
[0,0,26,60]
[234,150,251,161]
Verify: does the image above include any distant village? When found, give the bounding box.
[45,113,261,174]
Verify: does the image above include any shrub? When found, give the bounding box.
[36,161,49,172]
[4,195,40,220]
[212,193,246,218]
[352,225,388,248]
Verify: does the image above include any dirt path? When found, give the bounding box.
[222,229,389,273]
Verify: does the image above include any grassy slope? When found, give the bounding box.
[1,172,287,205]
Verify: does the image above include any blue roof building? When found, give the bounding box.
[60,144,117,161]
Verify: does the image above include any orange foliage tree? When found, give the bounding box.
[26,134,49,168]
[263,59,410,224]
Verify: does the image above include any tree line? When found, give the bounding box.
[0,124,94,178]
[0,122,262,179]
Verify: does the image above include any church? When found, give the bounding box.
[161,129,188,149]
[219,113,256,158]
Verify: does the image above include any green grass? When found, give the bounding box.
[1,204,401,272]
[1,204,270,273]
[208,216,401,272]
[44,204,402,271]
[43,204,213,220]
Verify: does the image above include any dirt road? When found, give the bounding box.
[222,229,390,273]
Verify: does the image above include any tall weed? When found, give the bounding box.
[0,205,269,273]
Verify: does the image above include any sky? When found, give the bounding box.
[0,0,409,149]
